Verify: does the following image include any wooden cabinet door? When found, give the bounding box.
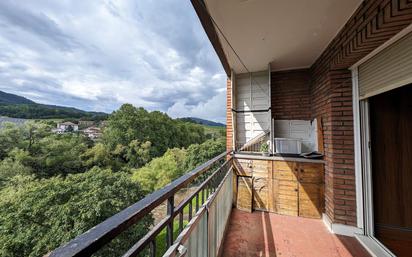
[252,160,270,211]
[274,161,298,216]
[298,163,324,218]
[253,177,269,211]
[236,176,253,212]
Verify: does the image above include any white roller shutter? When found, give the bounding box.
[235,71,270,146]
[358,31,412,99]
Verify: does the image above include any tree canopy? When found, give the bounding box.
[0,168,152,257]
[103,104,207,159]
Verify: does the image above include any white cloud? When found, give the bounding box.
[167,90,227,124]
[0,0,226,122]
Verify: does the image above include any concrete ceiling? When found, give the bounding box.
[203,0,363,73]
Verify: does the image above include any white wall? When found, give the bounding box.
[273,119,318,153]
[235,71,270,146]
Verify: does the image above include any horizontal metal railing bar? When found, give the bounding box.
[49,151,229,257]
[122,216,170,257]
[173,159,231,214]
[163,166,233,257]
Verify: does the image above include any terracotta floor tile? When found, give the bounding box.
[221,209,371,257]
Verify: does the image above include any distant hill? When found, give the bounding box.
[0,90,108,120]
[0,91,35,104]
[178,117,225,127]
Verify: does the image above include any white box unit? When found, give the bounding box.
[275,138,302,154]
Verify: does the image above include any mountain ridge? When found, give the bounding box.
[0,90,107,120]
[0,91,35,104]
[178,117,225,127]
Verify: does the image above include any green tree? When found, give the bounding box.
[0,121,52,160]
[14,134,89,177]
[103,104,206,163]
[0,158,31,188]
[183,138,226,171]
[0,168,152,257]
[82,143,120,170]
[0,122,24,159]
[124,140,152,168]
[132,148,187,192]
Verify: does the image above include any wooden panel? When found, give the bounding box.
[233,159,252,176]
[299,163,323,184]
[253,177,269,211]
[273,161,298,181]
[299,183,322,218]
[274,161,298,216]
[270,178,278,213]
[298,162,324,218]
[236,176,253,213]
[252,160,271,212]
[252,160,269,178]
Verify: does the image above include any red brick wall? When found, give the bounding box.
[309,70,356,226]
[226,77,233,152]
[271,69,311,120]
[309,0,412,226]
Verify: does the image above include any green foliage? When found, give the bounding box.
[103,104,207,160]
[14,134,89,177]
[0,158,31,187]
[0,122,91,178]
[132,148,187,192]
[0,103,108,120]
[183,138,226,171]
[260,142,269,152]
[203,125,226,140]
[117,140,152,169]
[0,121,51,159]
[82,143,121,170]
[0,122,25,159]
[0,168,152,257]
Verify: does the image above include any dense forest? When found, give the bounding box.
[0,104,225,257]
[0,90,108,120]
[0,103,108,120]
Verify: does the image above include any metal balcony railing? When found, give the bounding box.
[163,160,233,257]
[49,151,233,257]
[235,130,270,153]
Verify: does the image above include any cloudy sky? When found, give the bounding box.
[0,0,227,123]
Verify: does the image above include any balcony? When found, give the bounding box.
[48,152,370,257]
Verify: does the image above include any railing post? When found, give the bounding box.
[166,196,174,248]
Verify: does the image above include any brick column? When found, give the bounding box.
[327,69,356,226]
[310,68,356,226]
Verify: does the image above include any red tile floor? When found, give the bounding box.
[221,209,371,257]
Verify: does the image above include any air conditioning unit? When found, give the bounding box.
[275,138,302,154]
